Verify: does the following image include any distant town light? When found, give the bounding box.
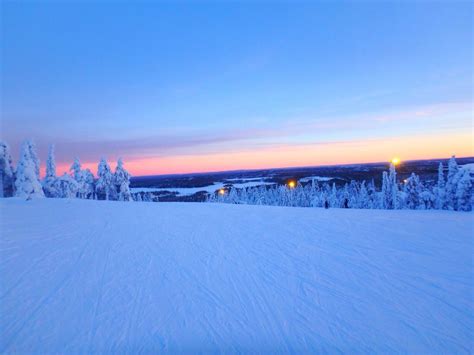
[218,189,225,195]
[288,180,296,189]
[391,157,401,166]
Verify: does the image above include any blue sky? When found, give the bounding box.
[1,1,472,175]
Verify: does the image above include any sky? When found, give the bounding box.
[1,1,473,176]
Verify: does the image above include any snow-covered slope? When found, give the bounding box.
[0,199,472,353]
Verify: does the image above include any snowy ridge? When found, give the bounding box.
[0,198,472,353]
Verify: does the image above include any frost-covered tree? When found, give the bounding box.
[26,140,40,180]
[381,171,390,209]
[208,156,471,212]
[0,141,15,197]
[404,173,423,209]
[455,168,473,211]
[143,191,153,202]
[15,141,44,199]
[330,183,338,207]
[445,156,459,210]
[82,169,96,199]
[70,158,82,181]
[42,145,60,198]
[381,164,399,209]
[436,162,446,210]
[114,158,132,201]
[96,158,114,200]
[134,192,143,202]
[70,158,88,198]
[358,181,370,209]
[56,173,79,198]
[389,163,399,209]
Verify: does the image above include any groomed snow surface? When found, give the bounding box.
[0,199,472,353]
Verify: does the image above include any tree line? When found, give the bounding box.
[0,140,132,201]
[208,157,473,212]
[1,140,472,211]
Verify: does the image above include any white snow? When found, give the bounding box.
[224,177,265,182]
[299,175,335,182]
[131,180,274,195]
[461,163,474,172]
[0,198,472,353]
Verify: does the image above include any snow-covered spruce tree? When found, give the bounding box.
[69,158,84,198]
[25,140,41,180]
[15,141,45,199]
[381,164,399,209]
[0,141,15,197]
[420,188,435,210]
[445,156,459,210]
[404,173,423,209]
[56,173,79,198]
[143,192,153,202]
[96,158,114,200]
[114,158,132,201]
[381,171,389,209]
[367,179,378,209]
[348,180,359,208]
[455,168,473,211]
[134,192,143,202]
[358,181,370,209]
[389,163,399,209]
[82,169,96,199]
[329,183,338,207]
[70,157,82,181]
[436,162,446,210]
[42,144,60,198]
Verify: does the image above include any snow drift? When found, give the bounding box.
[0,198,472,353]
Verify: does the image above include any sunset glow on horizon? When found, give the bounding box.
[47,131,473,177]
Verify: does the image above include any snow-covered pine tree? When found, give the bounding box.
[381,164,399,209]
[404,173,423,209]
[445,156,459,210]
[114,158,132,201]
[70,158,82,181]
[96,158,114,200]
[367,179,378,209]
[82,169,96,199]
[381,171,389,209]
[15,140,45,199]
[436,162,446,210]
[330,183,338,207]
[143,192,153,202]
[56,173,79,198]
[420,188,435,210]
[348,180,359,208]
[70,158,87,198]
[25,140,41,180]
[389,163,399,209]
[455,168,473,211]
[0,141,15,197]
[42,144,60,198]
[358,181,370,209]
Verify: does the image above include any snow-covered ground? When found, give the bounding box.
[0,198,472,353]
[131,180,274,196]
[298,175,335,182]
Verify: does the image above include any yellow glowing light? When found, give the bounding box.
[391,157,401,165]
[288,180,296,188]
[218,189,225,195]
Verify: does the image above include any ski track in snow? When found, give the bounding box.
[0,198,473,353]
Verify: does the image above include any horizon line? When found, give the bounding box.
[129,155,474,179]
